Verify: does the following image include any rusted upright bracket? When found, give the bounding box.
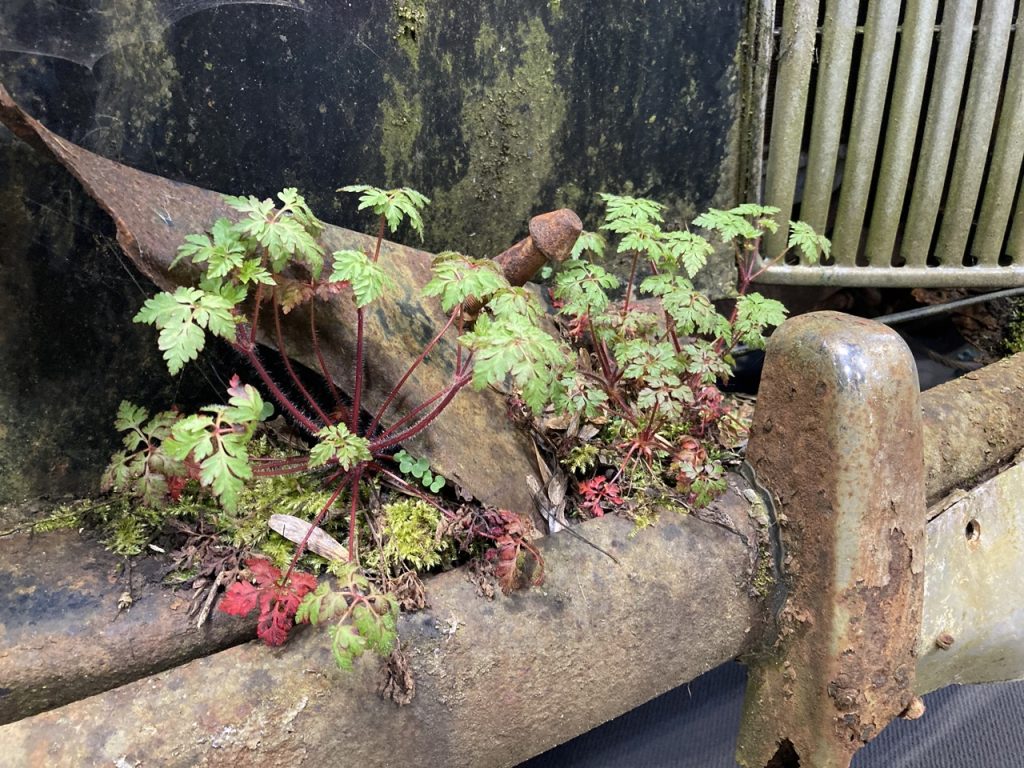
[736,312,927,768]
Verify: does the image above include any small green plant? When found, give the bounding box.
[393,449,445,493]
[380,498,452,570]
[118,184,559,670]
[538,195,827,516]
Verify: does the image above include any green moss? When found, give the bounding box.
[1005,299,1024,354]
[89,0,179,156]
[428,16,567,254]
[381,499,452,570]
[380,76,424,185]
[394,0,427,64]
[751,540,775,598]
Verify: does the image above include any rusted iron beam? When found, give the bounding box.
[0,529,252,726]
[0,483,765,767]
[921,351,1024,505]
[0,83,557,521]
[736,312,926,768]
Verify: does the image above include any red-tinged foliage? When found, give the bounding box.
[166,474,187,502]
[578,477,624,518]
[477,509,544,594]
[219,557,318,646]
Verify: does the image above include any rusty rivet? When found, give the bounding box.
[935,632,955,650]
[900,697,926,720]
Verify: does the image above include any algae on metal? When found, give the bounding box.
[427,17,567,255]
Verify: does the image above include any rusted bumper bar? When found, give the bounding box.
[0,487,764,767]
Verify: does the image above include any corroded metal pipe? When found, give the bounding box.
[0,483,764,767]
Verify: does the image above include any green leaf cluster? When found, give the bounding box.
[309,423,372,470]
[296,572,399,671]
[394,450,445,493]
[134,287,239,375]
[338,184,430,241]
[330,249,394,307]
[102,401,186,506]
[423,252,509,312]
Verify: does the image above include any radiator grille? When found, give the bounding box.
[751,0,1024,286]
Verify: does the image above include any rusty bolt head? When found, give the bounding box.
[935,632,955,650]
[900,697,927,720]
[528,208,583,263]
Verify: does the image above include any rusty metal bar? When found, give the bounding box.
[899,0,977,267]
[973,19,1024,265]
[799,0,858,239]
[0,528,253,726]
[922,351,1024,505]
[0,492,765,767]
[865,0,940,266]
[736,312,926,768]
[933,0,1015,267]
[829,2,901,267]
[762,0,817,258]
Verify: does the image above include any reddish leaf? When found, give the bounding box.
[217,558,318,647]
[219,580,259,616]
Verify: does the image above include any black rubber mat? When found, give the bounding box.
[521,662,1024,767]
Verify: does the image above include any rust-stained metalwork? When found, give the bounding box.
[0,485,764,767]
[736,312,927,768]
[0,529,253,726]
[0,84,546,519]
[915,459,1024,694]
[461,208,581,317]
[921,352,1024,505]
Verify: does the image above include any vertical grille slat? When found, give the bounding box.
[973,20,1024,264]
[934,0,1015,266]
[762,0,819,258]
[900,0,977,267]
[829,2,901,265]
[800,0,859,240]
[865,0,941,265]
[751,0,1024,285]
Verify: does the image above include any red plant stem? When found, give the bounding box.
[370,373,472,451]
[647,260,683,353]
[248,250,271,346]
[588,317,614,382]
[368,309,458,437]
[283,470,352,582]
[371,386,448,442]
[310,301,348,420]
[272,294,333,426]
[251,464,310,478]
[347,465,364,561]
[234,336,320,436]
[622,250,640,314]
[372,216,386,263]
[350,307,366,433]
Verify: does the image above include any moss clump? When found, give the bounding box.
[381,499,452,570]
[1004,299,1024,354]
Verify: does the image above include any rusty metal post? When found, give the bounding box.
[735,312,927,768]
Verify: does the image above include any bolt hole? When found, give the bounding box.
[965,519,981,542]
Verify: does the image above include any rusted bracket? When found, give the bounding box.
[736,312,927,768]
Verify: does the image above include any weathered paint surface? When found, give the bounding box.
[737,312,926,768]
[916,460,1024,694]
[0,489,762,767]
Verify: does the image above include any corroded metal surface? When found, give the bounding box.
[921,352,1024,505]
[736,312,926,768]
[0,528,252,726]
[0,84,541,519]
[463,208,581,316]
[916,460,1024,694]
[0,482,763,767]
